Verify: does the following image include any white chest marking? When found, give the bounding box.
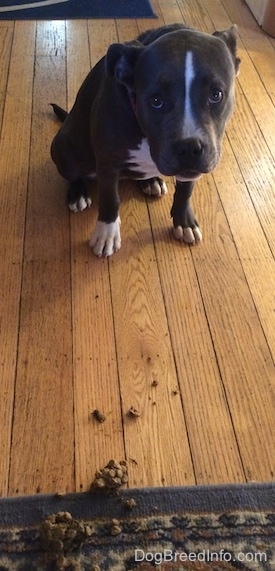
[128,138,161,179]
[183,51,201,138]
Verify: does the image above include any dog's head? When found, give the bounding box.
[106,26,240,181]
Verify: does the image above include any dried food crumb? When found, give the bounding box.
[90,459,128,493]
[124,498,137,509]
[92,409,106,423]
[128,406,141,417]
[110,518,122,535]
[40,511,92,560]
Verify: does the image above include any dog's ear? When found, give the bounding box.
[213,25,241,75]
[106,41,144,89]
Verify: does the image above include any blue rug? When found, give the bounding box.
[0,482,275,570]
[0,0,156,19]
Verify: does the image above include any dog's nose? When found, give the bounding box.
[175,137,204,159]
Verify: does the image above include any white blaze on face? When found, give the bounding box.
[183,51,200,137]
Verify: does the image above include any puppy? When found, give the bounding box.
[51,24,240,256]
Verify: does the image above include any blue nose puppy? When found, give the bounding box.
[51,24,240,256]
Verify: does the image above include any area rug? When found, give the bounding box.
[0,482,275,570]
[0,0,156,20]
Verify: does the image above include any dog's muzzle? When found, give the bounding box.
[156,135,219,180]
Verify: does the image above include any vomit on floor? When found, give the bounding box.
[40,511,93,568]
[92,409,106,423]
[90,459,128,493]
[123,497,137,510]
[110,518,122,535]
[128,406,141,417]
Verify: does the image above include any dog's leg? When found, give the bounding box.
[89,169,121,257]
[68,179,92,212]
[138,177,168,197]
[171,181,202,244]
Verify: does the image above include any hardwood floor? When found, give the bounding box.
[0,0,274,497]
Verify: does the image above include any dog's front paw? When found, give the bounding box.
[173,224,202,244]
[69,196,92,212]
[89,217,121,257]
[139,177,168,197]
[171,200,202,245]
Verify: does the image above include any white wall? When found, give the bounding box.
[244,0,268,24]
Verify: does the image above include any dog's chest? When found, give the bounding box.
[127,138,161,179]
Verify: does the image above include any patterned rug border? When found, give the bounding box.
[1,481,275,527]
[0,483,275,570]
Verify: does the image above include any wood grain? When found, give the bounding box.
[148,186,245,484]
[0,26,13,128]
[0,22,36,496]
[109,183,194,487]
[0,0,274,496]
[9,22,74,496]
[66,22,125,492]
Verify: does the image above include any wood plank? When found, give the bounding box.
[88,20,118,65]
[109,183,195,487]
[148,183,245,484]
[116,19,139,42]
[0,20,13,28]
[213,136,275,361]
[0,26,13,129]
[177,0,213,30]
[173,0,275,479]
[191,175,275,481]
[66,20,90,109]
[0,22,36,497]
[202,0,275,161]
[157,0,182,24]
[236,58,275,160]
[187,0,275,359]
[67,21,125,492]
[137,0,165,31]
[226,90,275,256]
[35,19,66,57]
[71,211,126,492]
[201,0,234,30]
[0,0,274,497]
[9,22,74,495]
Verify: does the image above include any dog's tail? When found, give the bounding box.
[50,103,68,123]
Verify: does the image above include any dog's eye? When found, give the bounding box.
[150,94,164,109]
[209,88,223,104]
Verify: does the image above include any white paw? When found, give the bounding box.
[173,225,202,244]
[69,196,92,212]
[142,179,168,197]
[89,217,121,257]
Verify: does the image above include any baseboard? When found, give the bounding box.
[244,0,275,37]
